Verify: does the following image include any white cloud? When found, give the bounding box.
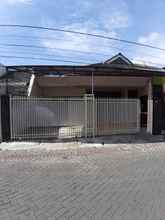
[7,0,32,5]
[41,22,119,64]
[40,0,130,64]
[138,32,160,44]
[133,32,165,67]
[43,22,116,52]
[103,12,130,30]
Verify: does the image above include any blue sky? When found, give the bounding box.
[0,0,165,66]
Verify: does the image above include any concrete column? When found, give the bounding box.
[147,80,153,134]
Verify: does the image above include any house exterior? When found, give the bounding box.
[1,53,165,141]
[29,53,154,99]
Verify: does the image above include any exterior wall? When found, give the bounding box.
[30,80,43,97]
[30,79,149,98]
[138,86,148,97]
[35,76,150,99]
[38,76,149,88]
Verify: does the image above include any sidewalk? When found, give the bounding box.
[0,134,165,151]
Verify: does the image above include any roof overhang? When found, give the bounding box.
[7,64,165,77]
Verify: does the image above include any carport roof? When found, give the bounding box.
[6,53,165,77]
[6,63,165,77]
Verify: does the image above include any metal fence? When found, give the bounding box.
[96,99,140,135]
[10,96,140,140]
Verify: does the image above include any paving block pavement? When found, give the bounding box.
[0,142,164,219]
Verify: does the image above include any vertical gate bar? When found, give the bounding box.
[92,95,95,138]
[137,99,141,132]
[84,95,87,138]
[95,98,96,137]
[9,96,13,140]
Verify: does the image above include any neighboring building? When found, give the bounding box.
[0,66,32,96]
[0,63,7,94]
[1,53,165,139]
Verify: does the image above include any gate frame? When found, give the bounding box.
[1,95,10,142]
[84,94,95,138]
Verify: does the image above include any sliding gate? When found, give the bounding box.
[10,96,140,140]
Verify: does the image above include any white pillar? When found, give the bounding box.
[28,74,35,97]
[147,80,153,134]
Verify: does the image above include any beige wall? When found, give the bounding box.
[31,82,86,97]
[30,80,43,97]
[31,85,149,98]
[30,76,150,98]
[38,76,150,88]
